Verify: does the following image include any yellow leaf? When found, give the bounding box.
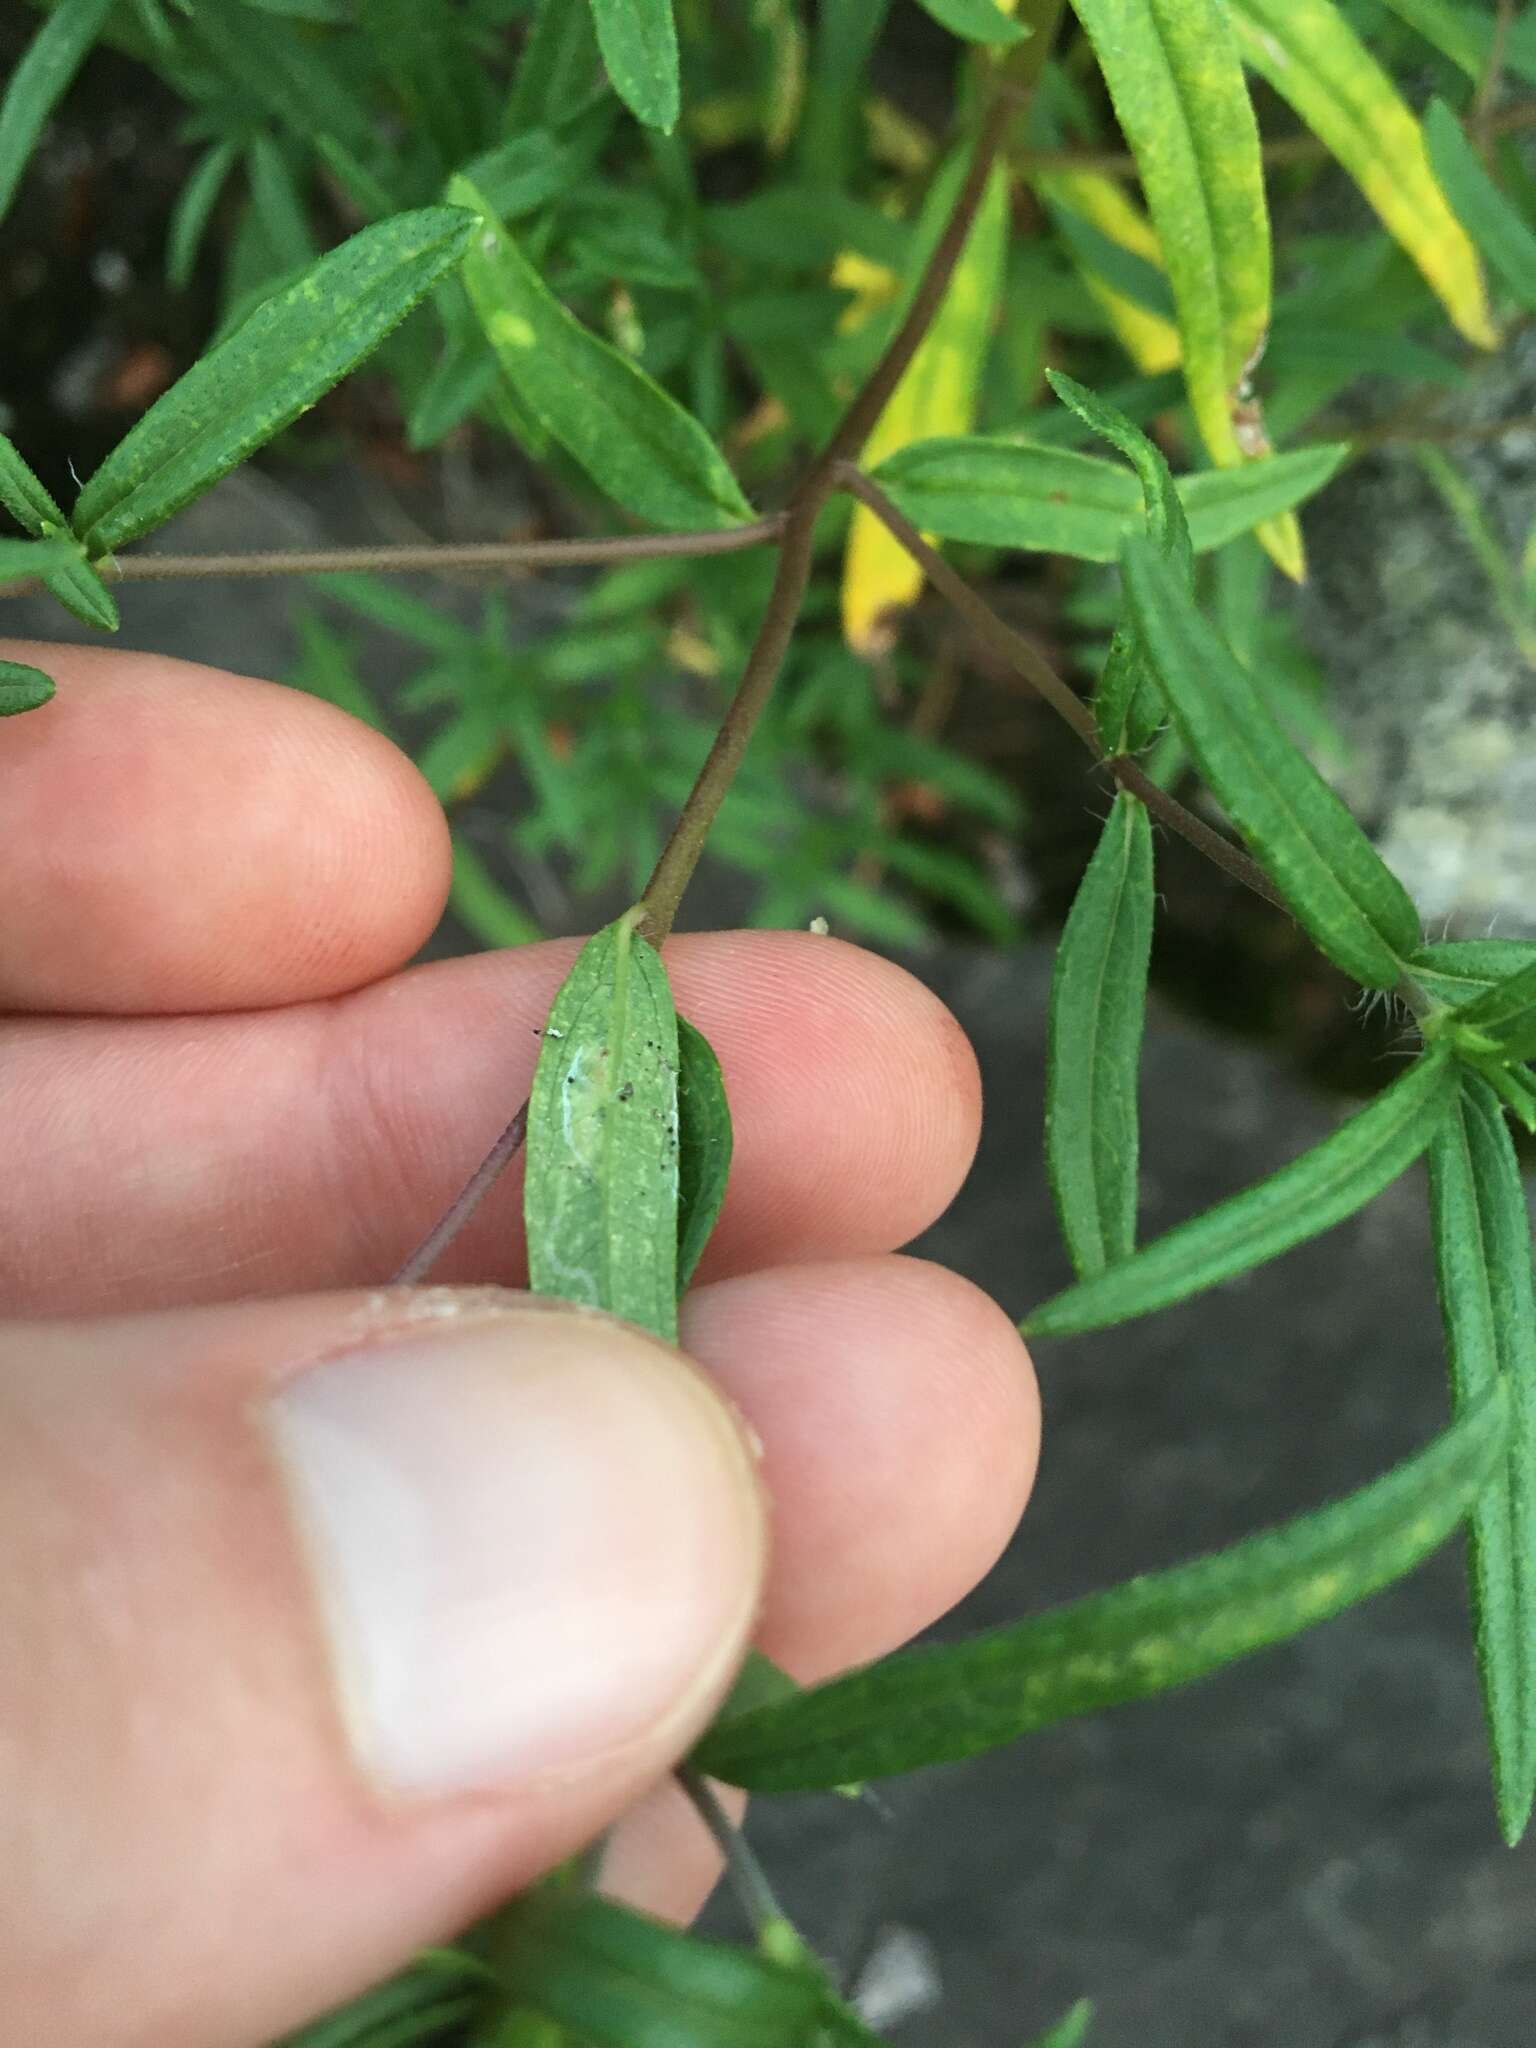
[1035,167,1182,373]
[1229,0,1496,349]
[841,161,1010,655]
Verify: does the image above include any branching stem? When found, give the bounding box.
[837,466,1289,916]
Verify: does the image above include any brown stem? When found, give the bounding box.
[838,466,1289,915]
[93,518,788,585]
[639,36,1057,946]
[392,1100,528,1285]
[639,500,822,945]
[1473,2,1516,156]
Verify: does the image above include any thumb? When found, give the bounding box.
[5,1287,765,2047]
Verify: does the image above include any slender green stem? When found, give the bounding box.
[677,1768,789,1941]
[837,465,1289,915]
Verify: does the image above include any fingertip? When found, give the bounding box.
[682,1255,1039,1678]
[665,933,984,1274]
[0,643,451,1013]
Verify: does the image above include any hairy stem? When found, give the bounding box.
[93,518,788,584]
[838,466,1288,915]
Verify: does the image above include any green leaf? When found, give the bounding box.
[1378,0,1488,78]
[1067,0,1294,573]
[1226,0,1496,349]
[1428,1074,1536,1845]
[276,1951,495,2047]
[692,1378,1509,1791]
[1025,1048,1455,1338]
[0,534,88,581]
[1120,537,1420,987]
[487,1890,827,2048]
[166,138,241,291]
[0,499,120,629]
[1425,98,1536,313]
[508,0,604,132]
[72,208,477,555]
[1410,939,1536,1010]
[588,0,681,133]
[1047,369,1192,753]
[869,437,1347,560]
[0,430,65,536]
[676,1016,733,1292]
[1046,792,1155,1277]
[450,838,541,951]
[0,659,56,717]
[452,176,756,531]
[1026,2003,1095,2048]
[524,910,681,1343]
[1412,444,1536,665]
[913,0,1026,45]
[1441,959,1536,1066]
[0,0,113,227]
[39,548,120,632]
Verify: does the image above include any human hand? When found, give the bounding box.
[0,642,1039,2046]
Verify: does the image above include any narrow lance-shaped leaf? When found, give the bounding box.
[1024,1047,1456,1339]
[524,909,680,1344]
[1046,791,1155,1277]
[1226,0,1496,348]
[0,660,56,718]
[0,431,66,536]
[72,208,477,555]
[1033,168,1181,374]
[914,0,1026,44]
[676,1017,733,1292]
[869,436,1346,563]
[1026,2003,1095,2048]
[1444,958,1536,1065]
[1409,938,1536,1011]
[1067,0,1300,578]
[0,0,113,227]
[0,455,122,631]
[1378,0,1489,79]
[487,1890,828,2048]
[275,1949,497,2047]
[588,0,681,133]
[692,1379,1509,1791]
[1425,98,1536,314]
[1047,369,1192,752]
[1428,1074,1536,1845]
[451,176,756,532]
[450,838,542,951]
[508,0,604,131]
[842,154,1009,653]
[1121,538,1420,988]
[166,138,242,291]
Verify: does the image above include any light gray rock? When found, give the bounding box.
[1296,327,1536,939]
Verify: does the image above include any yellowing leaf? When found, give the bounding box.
[1228,0,1496,350]
[842,159,1009,654]
[1068,0,1303,582]
[830,249,902,334]
[1035,168,1182,374]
